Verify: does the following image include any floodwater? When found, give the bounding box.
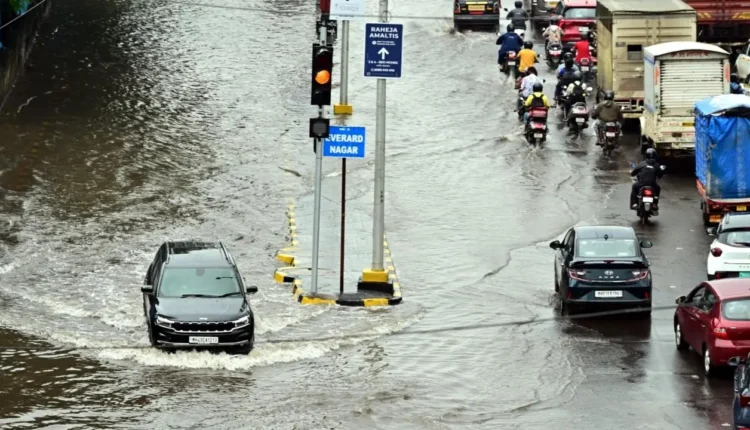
[0,0,735,428]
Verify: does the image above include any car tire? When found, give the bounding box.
[453,22,462,32]
[147,326,157,347]
[554,272,560,292]
[675,322,688,351]
[703,346,716,377]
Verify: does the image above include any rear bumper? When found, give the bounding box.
[453,14,499,24]
[712,343,750,365]
[566,298,651,307]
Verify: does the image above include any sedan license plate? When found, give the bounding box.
[581,66,590,71]
[534,133,543,138]
[576,118,585,123]
[605,132,616,137]
[189,336,219,344]
[642,197,654,202]
[595,290,623,298]
[468,5,484,11]
[738,205,747,211]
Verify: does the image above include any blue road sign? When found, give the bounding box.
[364,23,403,79]
[323,126,366,158]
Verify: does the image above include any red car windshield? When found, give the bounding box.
[563,7,596,19]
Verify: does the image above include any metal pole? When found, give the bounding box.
[340,158,346,295]
[340,21,350,104]
[371,0,388,272]
[310,18,329,295]
[338,20,350,295]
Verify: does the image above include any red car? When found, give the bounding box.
[674,279,750,377]
[547,0,596,51]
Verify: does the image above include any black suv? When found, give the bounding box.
[141,241,258,354]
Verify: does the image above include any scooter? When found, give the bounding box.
[565,92,592,135]
[630,163,666,225]
[577,57,593,82]
[546,41,563,68]
[599,121,621,156]
[525,107,549,146]
[502,51,519,78]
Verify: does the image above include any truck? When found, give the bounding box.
[639,42,730,158]
[694,94,750,225]
[681,0,750,47]
[595,0,697,119]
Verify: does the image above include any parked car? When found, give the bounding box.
[141,241,258,354]
[549,225,653,314]
[728,353,750,430]
[707,212,750,280]
[546,0,596,52]
[674,278,750,377]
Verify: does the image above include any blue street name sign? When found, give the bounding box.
[364,23,403,79]
[322,126,366,158]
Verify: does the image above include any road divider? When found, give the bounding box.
[272,198,402,306]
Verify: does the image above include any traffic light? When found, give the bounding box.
[311,43,334,106]
[309,117,330,140]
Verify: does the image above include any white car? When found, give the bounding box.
[707,212,750,280]
[737,41,750,84]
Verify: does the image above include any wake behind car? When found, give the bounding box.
[550,225,653,314]
[707,212,750,280]
[141,241,258,354]
[453,0,500,32]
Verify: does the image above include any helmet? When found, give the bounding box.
[564,57,574,68]
[572,71,582,81]
[645,148,657,160]
[524,41,533,49]
[603,90,614,100]
[515,0,522,7]
[731,73,739,83]
[507,23,515,32]
[563,52,574,61]
[533,82,543,92]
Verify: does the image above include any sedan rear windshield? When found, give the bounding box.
[158,267,241,298]
[723,299,750,321]
[576,238,638,258]
[718,228,750,247]
[563,7,596,19]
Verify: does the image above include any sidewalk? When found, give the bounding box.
[272,178,402,307]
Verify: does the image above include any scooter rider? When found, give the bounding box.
[630,148,663,213]
[518,66,542,112]
[574,31,594,65]
[542,17,563,52]
[524,82,551,126]
[517,41,538,74]
[496,24,524,66]
[555,55,579,100]
[591,90,623,145]
[731,73,748,95]
[562,71,587,114]
[506,1,530,31]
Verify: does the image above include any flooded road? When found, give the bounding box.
[0,0,737,428]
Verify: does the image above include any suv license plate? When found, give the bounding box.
[534,133,543,138]
[606,132,616,137]
[595,290,623,298]
[741,272,750,278]
[642,197,654,202]
[576,118,585,123]
[578,26,588,32]
[189,336,219,344]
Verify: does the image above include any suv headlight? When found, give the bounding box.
[233,315,250,328]
[155,315,174,328]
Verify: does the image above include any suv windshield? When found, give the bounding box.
[563,7,596,19]
[723,299,750,320]
[576,238,638,258]
[718,228,750,247]
[158,267,241,298]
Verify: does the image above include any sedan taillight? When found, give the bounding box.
[631,269,649,280]
[492,2,499,12]
[455,2,460,13]
[567,269,586,280]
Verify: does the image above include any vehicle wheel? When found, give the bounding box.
[640,214,648,225]
[147,326,157,347]
[554,272,560,292]
[703,346,717,377]
[453,22,461,32]
[675,321,688,351]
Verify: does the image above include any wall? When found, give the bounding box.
[0,0,51,111]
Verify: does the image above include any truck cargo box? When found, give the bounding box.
[695,95,750,200]
[682,0,750,44]
[596,0,696,117]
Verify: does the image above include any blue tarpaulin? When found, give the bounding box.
[695,95,750,200]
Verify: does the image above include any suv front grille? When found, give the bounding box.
[172,321,235,333]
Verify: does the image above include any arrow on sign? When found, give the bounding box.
[377,47,389,60]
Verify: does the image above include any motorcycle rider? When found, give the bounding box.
[563,71,587,105]
[591,90,623,145]
[574,31,594,67]
[555,54,579,100]
[730,73,748,95]
[542,17,563,52]
[505,1,530,31]
[523,82,551,126]
[630,148,663,213]
[517,41,538,75]
[496,24,524,67]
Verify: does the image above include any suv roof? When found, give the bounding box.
[163,241,234,268]
[562,0,596,7]
[721,212,750,229]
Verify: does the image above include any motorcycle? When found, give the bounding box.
[546,41,563,68]
[502,51,519,78]
[525,107,549,146]
[630,164,667,225]
[599,121,621,156]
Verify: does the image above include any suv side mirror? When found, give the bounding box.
[729,356,744,367]
[640,239,653,248]
[549,240,562,250]
[675,295,686,304]
[141,285,154,294]
[706,227,717,236]
[246,285,258,294]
